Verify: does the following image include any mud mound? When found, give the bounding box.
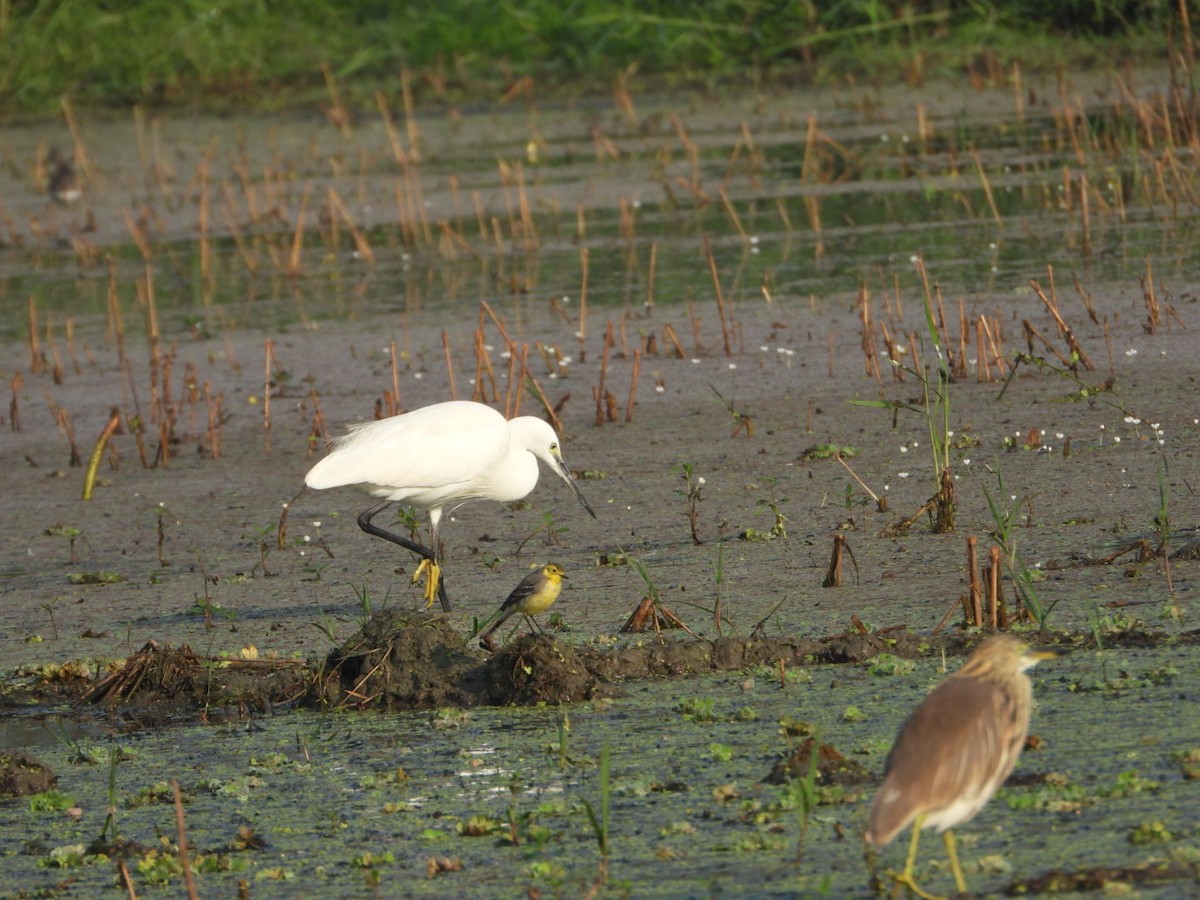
[0,751,57,798]
[762,737,873,787]
[83,640,308,712]
[312,612,486,709]
[63,615,1081,719]
[484,634,602,704]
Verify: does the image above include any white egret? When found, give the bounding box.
[305,401,594,611]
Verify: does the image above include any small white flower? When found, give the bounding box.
[697,477,706,485]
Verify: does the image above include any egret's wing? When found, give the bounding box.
[306,403,509,502]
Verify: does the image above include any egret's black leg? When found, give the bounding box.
[357,502,452,612]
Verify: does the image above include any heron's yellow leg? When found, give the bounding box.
[411,558,441,608]
[943,830,966,894]
[890,814,946,900]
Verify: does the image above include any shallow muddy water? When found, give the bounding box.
[2,65,1199,896]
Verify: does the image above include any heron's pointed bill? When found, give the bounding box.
[552,449,596,518]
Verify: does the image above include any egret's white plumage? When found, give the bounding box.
[305,401,594,610]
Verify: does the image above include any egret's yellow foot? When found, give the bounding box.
[411,558,441,608]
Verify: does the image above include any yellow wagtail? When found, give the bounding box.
[479,564,566,648]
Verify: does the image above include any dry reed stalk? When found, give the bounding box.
[1079,171,1092,256]
[645,241,658,313]
[906,332,922,380]
[803,194,825,258]
[515,162,537,251]
[6,371,22,432]
[59,96,93,182]
[773,196,795,235]
[219,183,260,273]
[328,187,375,263]
[618,197,636,246]
[703,236,732,356]
[987,545,1004,628]
[1022,319,1074,368]
[306,387,327,458]
[828,332,836,379]
[594,321,613,426]
[321,61,353,137]
[155,419,170,469]
[1029,277,1094,369]
[376,92,408,166]
[717,187,748,241]
[104,257,127,364]
[915,102,931,154]
[966,536,983,626]
[287,181,312,275]
[972,152,1003,227]
[859,285,882,382]
[953,297,968,379]
[976,317,991,382]
[386,342,401,415]
[196,160,214,290]
[981,315,1007,377]
[688,296,705,355]
[879,321,904,381]
[27,295,44,375]
[399,68,422,162]
[513,345,532,418]
[503,346,517,418]
[801,114,819,181]
[82,407,122,500]
[663,323,686,358]
[912,256,935,331]
[441,330,458,400]
[835,453,885,512]
[1071,271,1100,325]
[173,780,199,900]
[475,328,498,402]
[123,212,153,261]
[625,348,641,422]
[822,534,845,588]
[1141,255,1162,332]
[262,338,274,452]
[577,247,589,363]
[669,114,699,174]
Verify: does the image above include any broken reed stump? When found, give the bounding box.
[620,597,688,633]
[822,534,846,588]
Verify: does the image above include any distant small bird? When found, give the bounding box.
[478,564,566,649]
[46,148,82,206]
[865,634,1064,898]
[305,401,594,612]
